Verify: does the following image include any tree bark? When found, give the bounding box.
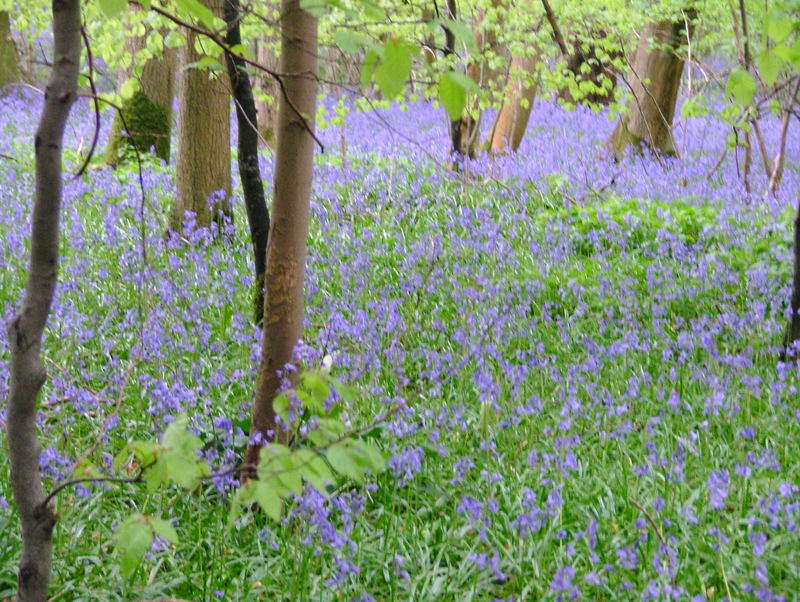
[254,34,279,149]
[558,32,620,107]
[486,53,538,154]
[170,0,231,232]
[105,25,176,165]
[0,11,20,89]
[608,17,694,158]
[782,199,800,361]
[223,0,270,324]
[244,0,318,468]
[6,1,81,600]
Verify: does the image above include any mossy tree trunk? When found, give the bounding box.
[105,31,175,165]
[0,11,20,90]
[487,53,538,154]
[608,17,694,158]
[244,0,318,468]
[558,31,621,107]
[170,0,231,232]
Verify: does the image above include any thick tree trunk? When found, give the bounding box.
[608,17,694,158]
[487,53,538,154]
[0,11,20,89]
[223,0,270,324]
[244,0,318,468]
[6,1,81,600]
[105,28,175,165]
[558,32,620,106]
[254,34,279,149]
[170,0,231,232]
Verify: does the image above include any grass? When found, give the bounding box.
[1,128,799,601]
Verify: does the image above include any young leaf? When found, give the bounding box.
[296,448,334,493]
[444,19,477,52]
[253,481,283,521]
[327,442,364,483]
[375,39,412,100]
[765,13,793,44]
[98,0,127,18]
[334,30,367,54]
[115,514,152,578]
[439,71,467,120]
[726,67,756,106]
[756,51,781,87]
[147,517,179,545]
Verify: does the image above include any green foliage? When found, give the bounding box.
[231,369,387,524]
[105,90,171,165]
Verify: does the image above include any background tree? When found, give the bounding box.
[486,52,539,153]
[105,11,176,165]
[0,10,19,89]
[608,14,695,157]
[170,0,231,232]
[253,31,280,149]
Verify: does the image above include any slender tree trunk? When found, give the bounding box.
[223,0,270,324]
[6,1,81,599]
[106,27,175,165]
[170,0,231,232]
[608,17,694,158]
[244,0,318,467]
[487,53,538,154]
[254,33,279,149]
[782,199,800,361]
[448,0,506,159]
[0,11,20,89]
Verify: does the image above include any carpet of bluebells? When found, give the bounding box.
[1,87,800,601]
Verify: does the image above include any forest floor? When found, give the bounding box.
[1,92,800,600]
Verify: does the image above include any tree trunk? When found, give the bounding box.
[0,11,20,89]
[448,0,506,159]
[105,28,175,165]
[782,199,800,361]
[558,32,620,107]
[487,53,538,154]
[254,34,279,149]
[244,0,318,468]
[223,0,270,324]
[6,1,81,600]
[170,0,231,232]
[608,17,694,158]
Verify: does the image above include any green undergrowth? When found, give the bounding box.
[1,152,799,600]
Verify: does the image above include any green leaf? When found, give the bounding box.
[115,514,152,578]
[296,449,334,493]
[350,439,386,473]
[334,30,367,54]
[147,517,179,545]
[361,49,381,89]
[439,71,467,120]
[726,67,757,106]
[772,41,800,69]
[756,51,781,87]
[375,39,412,100]
[253,482,283,521]
[765,13,793,43]
[327,442,364,482]
[98,0,127,18]
[680,96,708,119]
[273,393,290,422]
[175,0,217,29]
[444,19,477,52]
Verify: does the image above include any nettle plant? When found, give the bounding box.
[88,368,387,577]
